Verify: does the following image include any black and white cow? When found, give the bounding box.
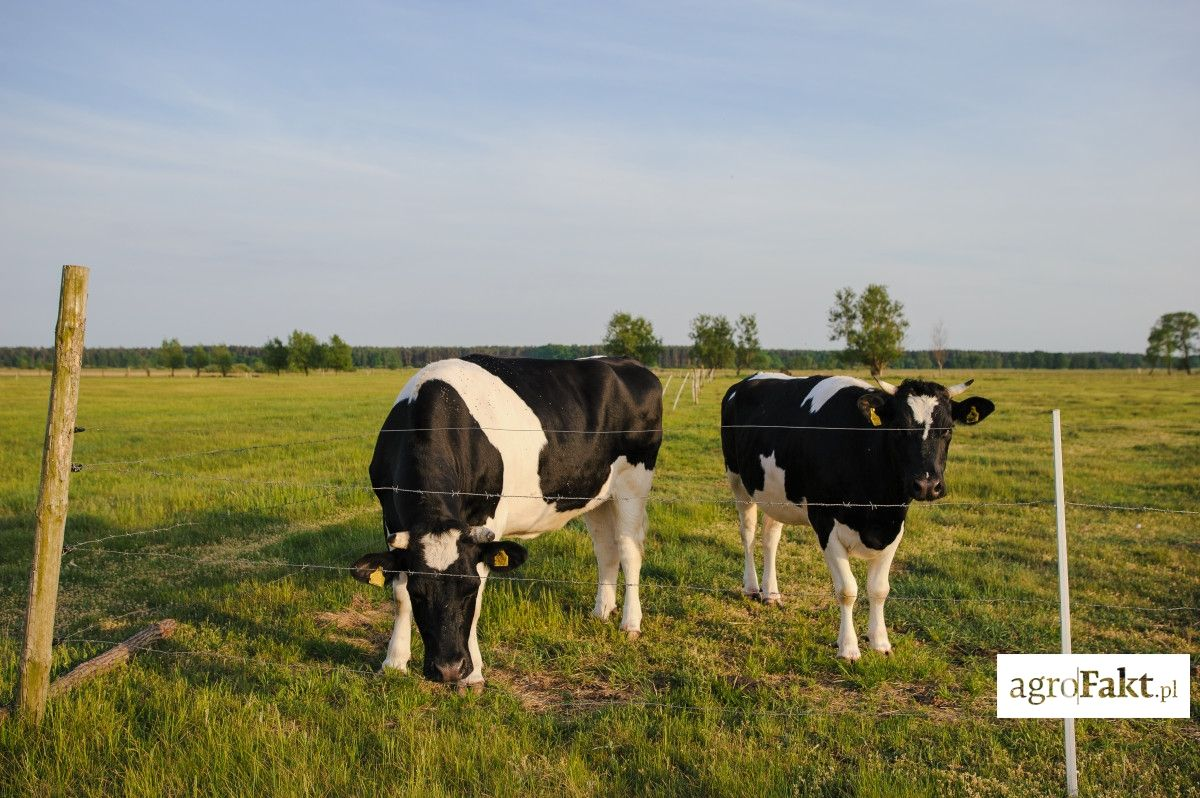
[351,355,662,685]
[721,374,994,660]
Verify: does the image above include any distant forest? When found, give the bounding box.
[0,345,1146,371]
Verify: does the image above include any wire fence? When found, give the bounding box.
[8,405,1199,733]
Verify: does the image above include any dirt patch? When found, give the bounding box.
[486,665,639,713]
[315,594,392,652]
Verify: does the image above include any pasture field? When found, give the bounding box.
[1,368,1197,797]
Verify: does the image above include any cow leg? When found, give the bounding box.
[463,564,489,685]
[728,472,760,598]
[382,573,412,672]
[613,499,647,637]
[822,526,860,661]
[611,464,653,638]
[760,514,784,605]
[866,527,903,655]
[585,501,620,621]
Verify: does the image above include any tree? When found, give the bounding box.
[325,334,355,372]
[263,337,289,375]
[189,345,210,377]
[931,320,949,371]
[1164,312,1198,374]
[690,314,735,371]
[159,338,185,377]
[734,314,762,375]
[1146,318,1174,374]
[602,312,663,365]
[287,330,321,375]
[211,344,234,377]
[827,284,909,376]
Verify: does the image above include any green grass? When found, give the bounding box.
[1,368,1197,797]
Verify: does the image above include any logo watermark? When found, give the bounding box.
[997,654,1191,718]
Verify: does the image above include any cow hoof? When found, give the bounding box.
[624,630,641,642]
[762,593,784,607]
[743,590,761,601]
[456,681,485,695]
[381,660,408,674]
[872,645,893,656]
[592,606,617,621]
[838,648,862,662]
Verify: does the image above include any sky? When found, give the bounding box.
[1,1,1197,351]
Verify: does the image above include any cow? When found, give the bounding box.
[720,373,994,660]
[350,355,662,686]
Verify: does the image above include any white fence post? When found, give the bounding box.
[1052,409,1079,797]
[671,373,690,411]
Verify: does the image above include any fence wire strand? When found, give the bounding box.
[63,546,1198,614]
[69,463,1200,515]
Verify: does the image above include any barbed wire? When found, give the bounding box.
[63,546,1198,613]
[61,489,357,552]
[72,464,1060,511]
[80,433,371,468]
[71,412,1190,440]
[69,465,1200,516]
[72,423,973,469]
[1063,501,1200,516]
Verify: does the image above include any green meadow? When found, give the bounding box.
[1,368,1197,797]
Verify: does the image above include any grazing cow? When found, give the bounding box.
[351,355,662,685]
[721,374,994,660]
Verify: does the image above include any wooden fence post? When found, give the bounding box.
[14,265,89,723]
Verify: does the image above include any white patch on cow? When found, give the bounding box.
[387,531,410,550]
[747,371,798,381]
[834,521,891,559]
[750,453,809,525]
[462,562,488,684]
[421,529,460,571]
[906,394,939,440]
[396,359,640,538]
[382,573,412,672]
[801,375,872,414]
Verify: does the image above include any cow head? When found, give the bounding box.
[856,378,994,501]
[350,525,527,683]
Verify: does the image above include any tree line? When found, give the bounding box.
[0,331,355,375]
[0,343,1152,372]
[154,331,355,376]
[2,288,1187,374]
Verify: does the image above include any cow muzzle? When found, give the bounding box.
[427,657,469,683]
[910,477,945,501]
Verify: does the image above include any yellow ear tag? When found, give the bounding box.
[492,550,509,568]
[965,406,980,424]
[868,407,882,427]
[368,567,385,587]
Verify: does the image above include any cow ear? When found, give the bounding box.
[951,396,995,425]
[351,550,407,585]
[478,541,528,572]
[856,391,891,427]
